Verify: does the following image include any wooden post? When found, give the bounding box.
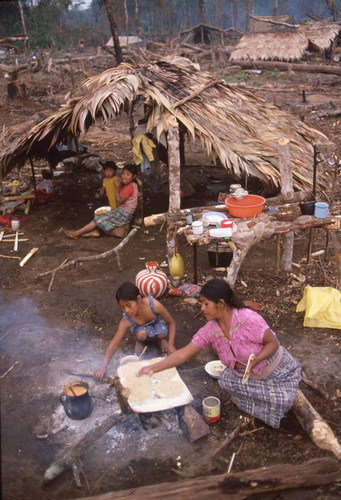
[307,227,313,264]
[167,125,181,214]
[275,234,281,274]
[166,125,181,263]
[278,138,294,271]
[278,138,293,200]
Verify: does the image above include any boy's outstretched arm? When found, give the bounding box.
[154,300,176,353]
[94,317,129,381]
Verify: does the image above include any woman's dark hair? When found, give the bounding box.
[123,164,138,176]
[116,282,140,302]
[200,278,245,309]
[103,160,117,171]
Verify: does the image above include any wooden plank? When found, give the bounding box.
[73,458,341,499]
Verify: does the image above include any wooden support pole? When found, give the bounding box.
[280,232,294,271]
[193,242,198,284]
[307,227,313,264]
[278,138,293,201]
[278,138,294,271]
[167,125,181,215]
[275,233,281,274]
[166,125,181,263]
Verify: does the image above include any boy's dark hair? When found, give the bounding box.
[42,169,53,180]
[116,282,140,302]
[103,160,117,171]
[123,164,138,176]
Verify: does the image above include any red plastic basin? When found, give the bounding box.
[225,195,266,218]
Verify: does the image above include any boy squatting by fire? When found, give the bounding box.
[63,164,138,239]
[94,282,176,381]
[139,278,301,429]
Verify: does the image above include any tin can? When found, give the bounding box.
[203,396,221,422]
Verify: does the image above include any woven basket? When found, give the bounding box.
[274,204,301,221]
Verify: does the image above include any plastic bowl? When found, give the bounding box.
[225,195,266,218]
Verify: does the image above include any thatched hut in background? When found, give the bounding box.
[0,56,329,257]
[250,15,291,33]
[230,20,341,62]
[229,32,308,62]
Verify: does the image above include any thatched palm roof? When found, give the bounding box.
[230,21,341,62]
[298,21,341,51]
[0,56,329,190]
[229,33,308,62]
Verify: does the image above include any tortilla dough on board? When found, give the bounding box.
[152,367,177,381]
[155,380,184,399]
[127,376,153,403]
[119,361,146,379]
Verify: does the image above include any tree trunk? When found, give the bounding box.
[325,0,339,21]
[184,0,190,28]
[293,389,341,460]
[198,0,206,24]
[18,0,29,56]
[230,60,341,75]
[123,0,129,46]
[233,0,239,30]
[216,0,222,29]
[245,0,249,33]
[158,0,162,39]
[134,0,140,35]
[102,0,122,65]
[153,0,157,40]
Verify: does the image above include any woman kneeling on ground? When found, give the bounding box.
[139,278,301,429]
[64,164,138,239]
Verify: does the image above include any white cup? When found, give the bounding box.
[192,221,203,235]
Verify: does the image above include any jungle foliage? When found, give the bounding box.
[0,0,340,50]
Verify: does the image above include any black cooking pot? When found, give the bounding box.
[208,245,233,267]
[300,201,316,216]
[60,381,93,420]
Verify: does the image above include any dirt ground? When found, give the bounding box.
[1,50,341,500]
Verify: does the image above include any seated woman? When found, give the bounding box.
[64,164,138,239]
[139,278,301,429]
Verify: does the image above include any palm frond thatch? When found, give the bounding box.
[230,33,308,62]
[298,21,341,51]
[230,21,341,62]
[0,56,329,190]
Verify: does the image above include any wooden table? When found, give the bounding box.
[183,212,335,285]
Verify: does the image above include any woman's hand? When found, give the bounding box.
[94,365,106,381]
[138,366,154,377]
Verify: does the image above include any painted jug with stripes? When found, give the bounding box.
[135,261,168,298]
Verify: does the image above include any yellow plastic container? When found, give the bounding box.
[169,250,184,280]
